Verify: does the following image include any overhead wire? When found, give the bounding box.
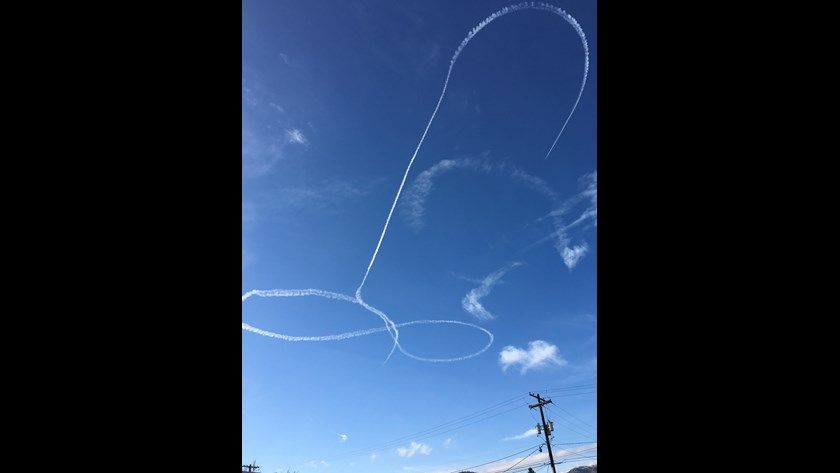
[444,443,544,473]
[324,393,529,460]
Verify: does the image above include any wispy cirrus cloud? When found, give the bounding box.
[304,460,330,469]
[461,262,523,320]
[242,126,310,177]
[286,128,308,145]
[396,441,432,458]
[242,71,311,177]
[401,158,595,270]
[401,158,556,231]
[246,178,384,222]
[532,172,597,269]
[499,340,567,374]
[503,427,539,441]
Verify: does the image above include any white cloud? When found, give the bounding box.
[401,159,596,270]
[338,433,348,443]
[499,340,567,374]
[400,158,558,231]
[461,262,523,320]
[370,453,377,461]
[529,171,597,270]
[401,159,463,230]
[250,178,381,215]
[396,441,432,458]
[242,128,286,176]
[304,460,330,469]
[550,172,596,269]
[286,128,308,145]
[443,438,453,447]
[561,243,588,269]
[503,427,539,441]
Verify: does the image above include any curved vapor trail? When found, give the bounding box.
[243,2,589,363]
[241,290,493,362]
[356,1,588,295]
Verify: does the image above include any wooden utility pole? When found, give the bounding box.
[529,392,557,473]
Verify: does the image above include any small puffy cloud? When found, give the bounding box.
[396,441,432,458]
[338,433,348,443]
[499,340,567,374]
[503,427,539,441]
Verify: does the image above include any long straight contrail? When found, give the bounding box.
[243,2,589,363]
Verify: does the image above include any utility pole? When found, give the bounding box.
[529,392,557,473]
[242,461,260,473]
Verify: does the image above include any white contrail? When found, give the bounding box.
[462,262,524,321]
[356,1,588,296]
[242,288,356,303]
[243,3,589,363]
[241,288,400,353]
[241,289,493,362]
[400,158,559,231]
[522,171,596,267]
[241,322,385,342]
[393,320,495,363]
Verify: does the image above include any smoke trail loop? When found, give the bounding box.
[242,289,492,362]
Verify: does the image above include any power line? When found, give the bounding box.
[545,403,596,440]
[497,445,544,473]
[488,460,548,473]
[328,402,527,461]
[557,455,597,463]
[554,445,597,458]
[444,444,544,473]
[320,389,595,463]
[489,460,549,473]
[323,394,528,460]
[554,405,596,431]
[538,383,596,392]
[540,391,596,399]
[546,403,596,437]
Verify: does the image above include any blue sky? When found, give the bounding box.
[243,1,596,472]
